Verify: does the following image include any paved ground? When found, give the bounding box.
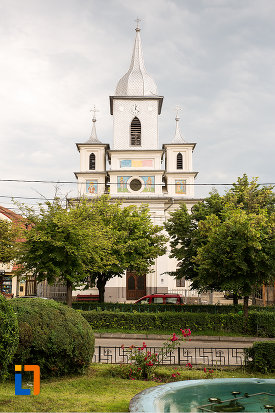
[95,333,275,349]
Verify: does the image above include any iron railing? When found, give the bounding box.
[92,346,246,367]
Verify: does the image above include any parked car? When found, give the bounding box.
[134,293,183,305]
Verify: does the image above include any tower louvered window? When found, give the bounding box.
[130,117,141,146]
[177,153,183,169]
[89,153,96,170]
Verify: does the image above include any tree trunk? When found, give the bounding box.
[233,293,239,306]
[243,295,249,320]
[97,277,106,303]
[66,280,72,307]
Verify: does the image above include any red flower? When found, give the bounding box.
[204,367,207,373]
[143,342,147,348]
[171,333,179,342]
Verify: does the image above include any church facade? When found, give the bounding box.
[73,25,200,302]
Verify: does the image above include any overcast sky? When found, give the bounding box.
[0,0,274,211]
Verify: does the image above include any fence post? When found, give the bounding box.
[98,346,101,363]
[178,347,181,365]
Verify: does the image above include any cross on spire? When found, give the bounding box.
[175,105,183,119]
[90,105,99,122]
[135,17,141,31]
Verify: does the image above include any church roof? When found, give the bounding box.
[172,115,185,144]
[85,114,102,144]
[115,26,158,96]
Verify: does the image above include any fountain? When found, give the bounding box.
[129,378,275,412]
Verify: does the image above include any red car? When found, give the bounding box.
[134,293,183,305]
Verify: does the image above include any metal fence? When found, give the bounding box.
[92,346,246,367]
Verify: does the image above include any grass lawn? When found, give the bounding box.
[0,364,274,412]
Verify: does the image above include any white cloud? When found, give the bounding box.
[0,0,274,209]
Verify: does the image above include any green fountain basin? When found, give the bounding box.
[129,378,275,412]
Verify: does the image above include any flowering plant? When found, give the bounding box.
[121,328,191,380]
[203,367,214,379]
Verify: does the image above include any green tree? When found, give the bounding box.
[81,196,168,302]
[165,174,275,314]
[194,208,275,318]
[0,219,19,263]
[16,198,110,306]
[16,196,167,305]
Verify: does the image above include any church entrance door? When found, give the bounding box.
[126,271,146,300]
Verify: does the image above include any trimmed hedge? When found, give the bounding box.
[73,301,274,314]
[245,342,275,372]
[81,310,275,337]
[0,295,19,380]
[11,298,95,377]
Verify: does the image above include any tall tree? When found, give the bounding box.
[81,196,168,302]
[16,196,167,304]
[16,198,110,306]
[194,208,275,318]
[165,174,275,313]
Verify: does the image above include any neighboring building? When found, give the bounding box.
[0,206,67,301]
[72,24,202,302]
[0,206,25,297]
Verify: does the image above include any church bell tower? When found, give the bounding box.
[110,22,163,150]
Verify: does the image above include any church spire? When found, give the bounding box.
[172,106,185,143]
[86,106,101,143]
[115,20,158,96]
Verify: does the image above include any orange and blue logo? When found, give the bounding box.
[15,365,40,395]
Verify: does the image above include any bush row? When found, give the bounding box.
[81,310,275,337]
[245,342,275,372]
[0,295,19,380]
[73,301,274,314]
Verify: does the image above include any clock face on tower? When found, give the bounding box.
[130,104,140,116]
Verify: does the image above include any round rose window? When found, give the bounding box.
[129,179,142,191]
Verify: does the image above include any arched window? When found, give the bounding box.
[130,117,141,146]
[177,153,183,169]
[89,153,95,170]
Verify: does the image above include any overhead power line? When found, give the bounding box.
[0,179,274,186]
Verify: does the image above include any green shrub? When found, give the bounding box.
[73,301,274,314]
[11,298,95,377]
[0,295,19,380]
[81,310,242,333]
[245,342,275,373]
[81,310,274,337]
[246,311,275,337]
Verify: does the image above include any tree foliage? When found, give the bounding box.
[165,174,275,316]
[16,196,167,304]
[0,219,19,263]
[16,198,110,305]
[81,196,167,302]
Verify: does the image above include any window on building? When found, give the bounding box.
[177,153,183,169]
[130,117,141,146]
[89,153,96,170]
[176,277,185,287]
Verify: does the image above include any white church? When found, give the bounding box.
[73,24,200,302]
